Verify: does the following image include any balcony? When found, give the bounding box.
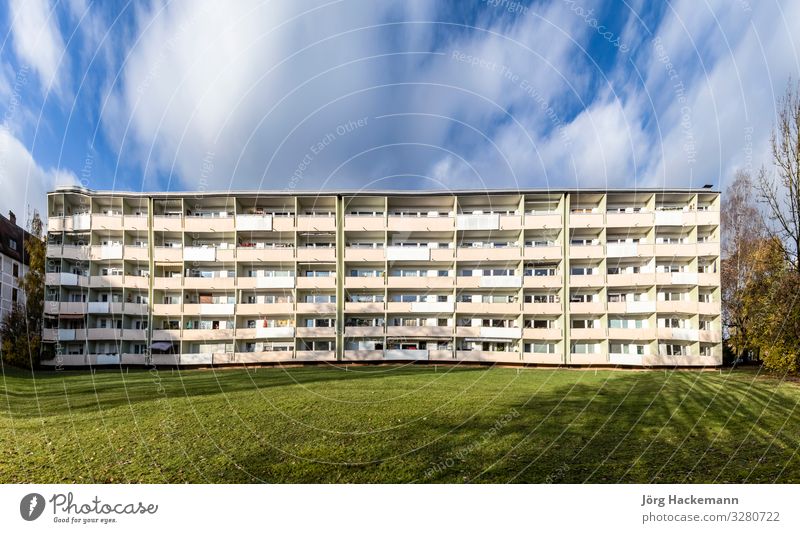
[46,272,89,287]
[89,275,124,289]
[182,329,234,341]
[236,247,294,262]
[523,352,563,364]
[154,247,183,262]
[456,351,520,363]
[607,328,655,341]
[344,248,385,262]
[152,329,181,341]
[343,350,385,361]
[124,215,148,231]
[296,276,336,290]
[345,302,384,313]
[499,214,523,230]
[524,213,562,229]
[606,273,656,287]
[386,276,453,289]
[154,276,181,290]
[657,328,699,342]
[87,328,122,340]
[569,328,607,340]
[122,275,147,289]
[605,212,654,227]
[522,302,562,315]
[61,245,90,260]
[296,303,336,314]
[569,245,604,260]
[91,214,123,231]
[478,276,522,289]
[386,246,429,262]
[624,301,656,314]
[296,248,336,262]
[698,302,720,315]
[183,303,235,315]
[696,210,719,226]
[569,275,605,288]
[383,349,429,360]
[236,214,273,231]
[344,215,385,231]
[237,303,293,315]
[654,243,696,257]
[296,215,335,232]
[696,242,720,257]
[152,215,182,231]
[150,353,181,365]
[58,302,87,315]
[387,215,453,232]
[124,302,149,315]
[184,216,234,232]
[234,351,295,363]
[523,275,561,289]
[121,353,148,365]
[568,353,608,365]
[657,272,698,286]
[184,247,216,262]
[183,277,235,290]
[345,326,385,337]
[386,326,452,337]
[242,326,295,339]
[430,248,455,262]
[656,301,697,314]
[699,330,722,343]
[409,301,454,313]
[122,329,147,341]
[456,302,519,314]
[48,216,65,232]
[480,326,522,339]
[569,302,605,314]
[523,246,561,260]
[456,213,499,231]
[457,247,520,261]
[698,273,719,287]
[294,350,337,361]
[124,246,149,261]
[606,243,654,258]
[296,327,336,337]
[43,328,57,341]
[654,210,690,226]
[153,303,182,315]
[428,349,455,360]
[87,301,124,314]
[570,212,604,228]
[344,276,384,289]
[522,328,562,340]
[179,353,214,365]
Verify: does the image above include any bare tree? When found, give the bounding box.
[758,80,800,272]
[722,170,765,359]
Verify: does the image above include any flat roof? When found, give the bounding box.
[50,186,719,197]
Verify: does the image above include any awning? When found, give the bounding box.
[150,341,175,351]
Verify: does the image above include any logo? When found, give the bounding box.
[20,493,45,521]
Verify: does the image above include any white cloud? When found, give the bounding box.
[8,0,67,96]
[0,128,77,222]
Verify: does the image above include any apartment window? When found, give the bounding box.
[661,317,683,328]
[571,319,595,329]
[571,342,597,354]
[610,343,645,355]
[12,263,19,277]
[699,319,711,331]
[9,238,17,251]
[525,342,555,354]
[526,293,559,304]
[699,293,711,303]
[700,345,712,357]
[662,344,687,356]
[570,266,595,276]
[12,288,18,302]
[530,319,551,329]
[305,318,334,328]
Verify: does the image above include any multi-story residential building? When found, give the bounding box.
[42,186,722,367]
[0,211,32,328]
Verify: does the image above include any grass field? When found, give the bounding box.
[1,364,799,483]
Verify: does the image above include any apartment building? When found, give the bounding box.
[42,186,722,367]
[0,211,32,329]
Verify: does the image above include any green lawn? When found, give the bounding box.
[1,365,799,483]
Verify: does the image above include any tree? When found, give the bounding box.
[1,211,47,369]
[757,80,800,272]
[721,170,765,361]
[743,237,800,373]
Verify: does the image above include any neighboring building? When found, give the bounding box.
[0,211,32,328]
[42,186,722,367]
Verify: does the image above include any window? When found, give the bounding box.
[12,263,19,277]
[661,344,687,356]
[525,342,555,354]
[9,239,17,251]
[12,288,18,302]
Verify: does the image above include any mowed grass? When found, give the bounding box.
[1,364,799,483]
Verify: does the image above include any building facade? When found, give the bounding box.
[42,187,722,367]
[0,211,31,329]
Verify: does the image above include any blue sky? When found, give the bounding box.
[0,0,798,218]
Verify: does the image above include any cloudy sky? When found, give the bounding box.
[0,0,798,220]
